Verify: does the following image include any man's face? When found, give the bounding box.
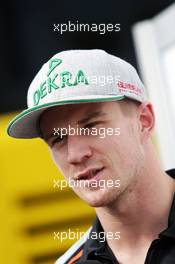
[40,101,145,207]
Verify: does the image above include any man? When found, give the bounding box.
[7,49,175,264]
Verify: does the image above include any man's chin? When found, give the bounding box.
[79,191,116,207]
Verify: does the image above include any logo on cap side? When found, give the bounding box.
[117,81,143,97]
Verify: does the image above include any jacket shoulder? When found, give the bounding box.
[55,227,92,264]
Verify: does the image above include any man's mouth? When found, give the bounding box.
[75,167,105,181]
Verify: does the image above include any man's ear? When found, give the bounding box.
[138,102,155,142]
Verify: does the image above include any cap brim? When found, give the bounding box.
[7,95,125,139]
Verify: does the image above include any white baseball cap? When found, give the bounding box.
[7,49,146,138]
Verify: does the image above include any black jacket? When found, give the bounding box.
[55,169,175,264]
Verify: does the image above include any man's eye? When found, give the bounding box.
[84,121,100,129]
[51,135,67,147]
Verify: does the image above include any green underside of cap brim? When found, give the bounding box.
[7,95,125,138]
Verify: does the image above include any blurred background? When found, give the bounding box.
[1,1,175,263]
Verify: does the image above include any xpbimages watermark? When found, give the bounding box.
[53,21,121,35]
[53,126,121,139]
[53,178,121,190]
[53,229,120,243]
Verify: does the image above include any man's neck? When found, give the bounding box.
[95,169,175,261]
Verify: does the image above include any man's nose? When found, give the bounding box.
[67,135,93,164]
